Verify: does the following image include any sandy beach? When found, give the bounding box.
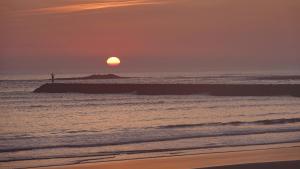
[43,146,300,169]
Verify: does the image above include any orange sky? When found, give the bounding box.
[1,0,299,73]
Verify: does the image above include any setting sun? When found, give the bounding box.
[106,57,121,67]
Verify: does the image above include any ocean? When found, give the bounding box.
[1,72,300,169]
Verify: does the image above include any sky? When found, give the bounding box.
[1,0,299,74]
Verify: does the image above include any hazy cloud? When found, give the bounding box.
[20,0,169,15]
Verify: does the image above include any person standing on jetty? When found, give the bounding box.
[51,73,55,83]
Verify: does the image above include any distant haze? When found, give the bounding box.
[1,0,299,74]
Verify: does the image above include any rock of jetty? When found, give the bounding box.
[56,74,123,80]
[34,83,300,97]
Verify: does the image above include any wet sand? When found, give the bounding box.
[43,146,300,169]
[198,160,300,169]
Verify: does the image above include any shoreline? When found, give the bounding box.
[41,144,300,169]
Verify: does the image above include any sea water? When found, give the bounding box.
[1,72,300,169]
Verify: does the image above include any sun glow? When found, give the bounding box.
[106,57,121,67]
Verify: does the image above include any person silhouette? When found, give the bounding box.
[51,73,55,83]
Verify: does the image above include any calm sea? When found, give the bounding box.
[1,72,300,169]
